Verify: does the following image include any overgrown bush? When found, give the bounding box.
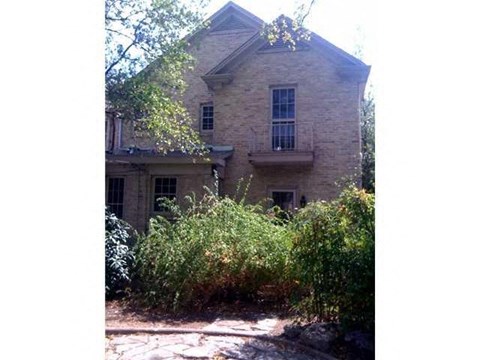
[133,180,294,310]
[105,208,135,298]
[290,186,374,331]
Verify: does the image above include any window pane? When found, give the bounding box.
[202,105,214,130]
[272,122,295,150]
[107,178,124,219]
[272,105,279,119]
[154,178,177,212]
[287,104,295,118]
[272,192,281,204]
[111,204,123,218]
[271,191,294,212]
[203,117,213,130]
[107,186,113,203]
[117,189,123,203]
[273,89,279,104]
[272,88,295,120]
[288,89,295,102]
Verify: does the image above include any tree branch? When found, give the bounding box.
[105,41,136,77]
[105,8,146,22]
[298,0,316,25]
[106,28,134,41]
[105,15,149,77]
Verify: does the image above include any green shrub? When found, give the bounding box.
[290,186,374,331]
[133,180,294,310]
[105,208,135,298]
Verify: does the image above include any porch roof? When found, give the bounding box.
[105,146,234,167]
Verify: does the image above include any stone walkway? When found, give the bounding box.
[106,318,322,360]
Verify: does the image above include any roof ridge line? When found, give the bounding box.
[185,1,264,44]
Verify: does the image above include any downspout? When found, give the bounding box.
[132,163,146,231]
[105,112,116,152]
[110,116,115,152]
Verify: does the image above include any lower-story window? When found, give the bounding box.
[153,177,177,212]
[270,189,296,212]
[107,177,125,218]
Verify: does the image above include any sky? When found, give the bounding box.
[204,0,376,73]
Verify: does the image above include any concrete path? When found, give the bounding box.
[105,317,324,360]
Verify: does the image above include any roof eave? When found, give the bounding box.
[201,74,234,90]
[106,153,233,166]
[203,22,370,81]
[309,32,367,67]
[337,65,371,82]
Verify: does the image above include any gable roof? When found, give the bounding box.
[186,1,263,44]
[196,4,369,88]
[204,15,367,76]
[208,1,264,28]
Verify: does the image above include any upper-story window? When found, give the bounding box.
[272,88,295,120]
[201,104,214,131]
[271,88,295,150]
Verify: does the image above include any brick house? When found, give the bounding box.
[106,1,370,231]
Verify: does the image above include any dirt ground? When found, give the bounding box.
[106,299,295,336]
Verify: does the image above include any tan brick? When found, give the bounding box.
[106,7,367,230]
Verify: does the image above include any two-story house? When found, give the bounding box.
[105,1,370,231]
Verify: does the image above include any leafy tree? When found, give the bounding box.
[105,0,209,154]
[361,89,375,192]
[290,186,375,331]
[352,29,375,193]
[262,0,315,49]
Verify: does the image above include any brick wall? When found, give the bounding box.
[183,28,258,138]
[118,28,258,150]
[191,42,362,206]
[107,23,364,228]
[106,163,213,231]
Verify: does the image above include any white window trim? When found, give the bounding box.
[151,176,178,214]
[270,87,297,151]
[270,87,296,123]
[200,103,214,133]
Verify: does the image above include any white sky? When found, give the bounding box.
[204,0,376,69]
